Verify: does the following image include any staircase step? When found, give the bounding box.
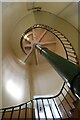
[73,100,80,110]
[70,108,80,118]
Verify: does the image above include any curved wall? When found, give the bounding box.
[2,3,79,107]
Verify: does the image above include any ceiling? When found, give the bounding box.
[2,2,79,64]
[2,2,79,30]
[20,27,66,65]
[27,2,78,30]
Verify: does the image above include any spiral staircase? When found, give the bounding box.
[0,24,80,119]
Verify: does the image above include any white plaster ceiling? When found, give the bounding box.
[3,2,78,30]
[30,2,78,29]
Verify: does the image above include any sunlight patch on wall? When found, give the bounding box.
[6,80,23,100]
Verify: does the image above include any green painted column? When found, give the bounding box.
[35,45,80,99]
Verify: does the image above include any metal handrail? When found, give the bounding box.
[0,82,65,111]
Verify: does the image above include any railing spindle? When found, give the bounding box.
[10,108,14,120]
[47,99,55,119]
[61,92,73,110]
[58,96,69,118]
[42,99,47,120]
[36,99,40,120]
[18,106,21,119]
[25,103,27,119]
[64,87,75,101]
[31,100,34,119]
[52,99,62,119]
[2,109,6,120]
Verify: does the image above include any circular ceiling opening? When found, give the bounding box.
[20,24,66,65]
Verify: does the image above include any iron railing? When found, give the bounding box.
[0,83,79,119]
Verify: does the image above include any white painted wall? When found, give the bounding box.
[2,38,31,107]
[30,63,64,98]
[2,3,79,108]
[28,38,66,98]
[2,3,31,107]
[2,54,30,107]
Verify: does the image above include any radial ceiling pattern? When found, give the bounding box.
[20,27,57,65]
[3,2,78,65]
